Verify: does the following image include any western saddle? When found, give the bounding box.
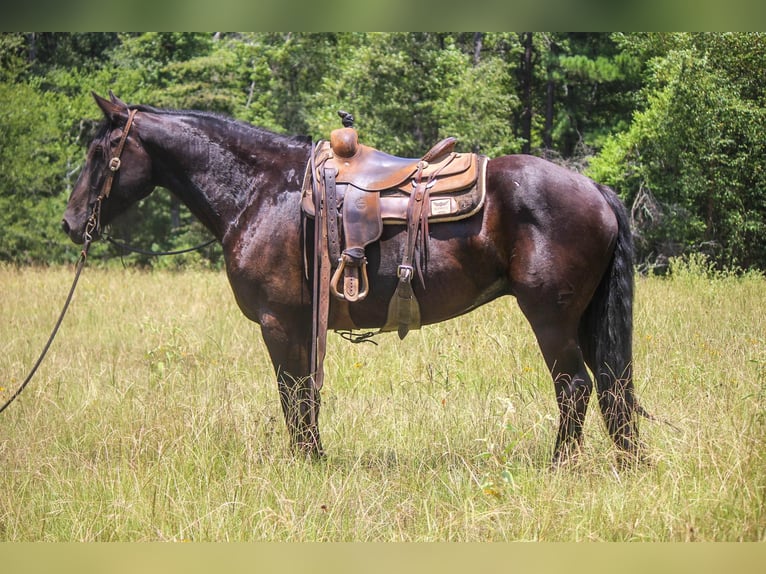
[302,111,487,389]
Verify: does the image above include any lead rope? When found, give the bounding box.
[0,241,91,415]
[106,236,217,257]
[0,109,137,415]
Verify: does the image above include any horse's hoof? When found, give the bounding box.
[293,441,325,461]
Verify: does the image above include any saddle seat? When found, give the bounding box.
[328,127,478,195]
[329,127,467,193]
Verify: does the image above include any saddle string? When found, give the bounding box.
[337,330,379,345]
[415,155,456,283]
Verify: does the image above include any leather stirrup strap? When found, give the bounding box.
[385,164,428,339]
[310,151,331,392]
[324,167,341,264]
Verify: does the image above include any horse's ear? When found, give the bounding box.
[92,91,126,123]
[108,90,128,107]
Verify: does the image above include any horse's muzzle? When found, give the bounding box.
[61,217,85,245]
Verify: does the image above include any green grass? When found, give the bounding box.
[0,262,764,541]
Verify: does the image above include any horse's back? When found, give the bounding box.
[489,154,615,221]
[488,153,619,245]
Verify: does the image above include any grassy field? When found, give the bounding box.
[0,261,764,541]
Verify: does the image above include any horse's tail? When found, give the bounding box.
[580,184,639,454]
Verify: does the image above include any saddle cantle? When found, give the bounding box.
[302,113,488,353]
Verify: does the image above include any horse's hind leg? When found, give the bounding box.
[540,328,595,466]
[520,305,594,466]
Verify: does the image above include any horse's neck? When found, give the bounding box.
[145,113,305,240]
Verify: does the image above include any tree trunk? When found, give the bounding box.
[519,32,534,154]
[171,196,181,230]
[544,73,554,150]
[473,32,483,66]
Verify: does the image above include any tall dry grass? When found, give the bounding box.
[0,261,763,540]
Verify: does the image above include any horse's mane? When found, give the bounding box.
[128,104,312,147]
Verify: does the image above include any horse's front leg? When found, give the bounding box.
[259,314,324,458]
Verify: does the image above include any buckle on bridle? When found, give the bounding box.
[109,157,121,172]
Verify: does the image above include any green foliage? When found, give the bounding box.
[588,33,766,270]
[305,33,523,157]
[434,41,522,156]
[0,81,82,263]
[308,33,461,156]
[505,33,642,158]
[2,32,766,270]
[0,33,29,82]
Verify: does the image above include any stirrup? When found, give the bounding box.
[330,255,370,302]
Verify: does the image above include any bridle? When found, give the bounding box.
[87,108,217,258]
[83,108,138,247]
[1,105,221,416]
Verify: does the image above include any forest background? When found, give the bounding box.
[1,32,765,271]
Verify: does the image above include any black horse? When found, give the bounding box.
[63,93,639,466]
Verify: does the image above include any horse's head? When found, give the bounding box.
[62,92,155,244]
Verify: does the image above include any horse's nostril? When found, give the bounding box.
[61,219,71,235]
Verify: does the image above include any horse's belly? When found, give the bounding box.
[328,269,509,331]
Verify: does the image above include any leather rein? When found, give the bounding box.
[0,111,135,414]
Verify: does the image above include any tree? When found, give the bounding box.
[304,33,522,157]
[0,81,83,263]
[588,33,766,270]
[509,33,642,161]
